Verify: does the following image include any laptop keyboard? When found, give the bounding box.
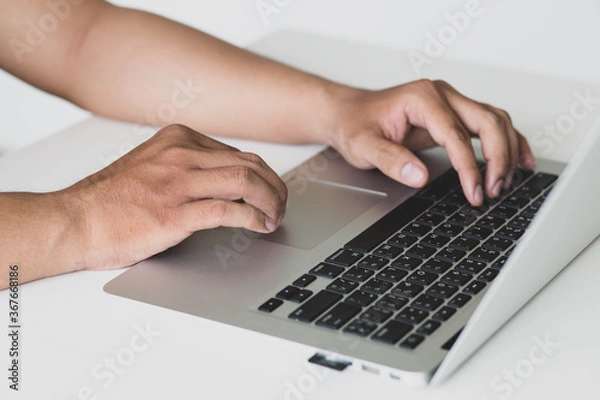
[258,165,557,350]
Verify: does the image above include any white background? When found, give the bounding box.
[1,0,600,154]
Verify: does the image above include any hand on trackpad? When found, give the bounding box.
[262,177,386,250]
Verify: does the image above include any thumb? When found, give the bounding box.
[356,133,429,188]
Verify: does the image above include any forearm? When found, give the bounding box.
[63,3,355,144]
[0,192,84,289]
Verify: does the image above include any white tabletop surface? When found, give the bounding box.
[1,3,600,399]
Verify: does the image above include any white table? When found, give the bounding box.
[1,31,600,400]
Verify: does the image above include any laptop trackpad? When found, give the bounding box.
[262,177,387,250]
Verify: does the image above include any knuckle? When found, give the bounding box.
[207,200,229,224]
[238,152,265,167]
[483,110,505,130]
[432,79,451,89]
[232,165,255,187]
[415,78,437,93]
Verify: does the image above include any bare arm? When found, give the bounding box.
[0,1,536,289]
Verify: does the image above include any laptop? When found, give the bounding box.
[104,32,600,386]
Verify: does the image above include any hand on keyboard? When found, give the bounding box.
[327,79,537,206]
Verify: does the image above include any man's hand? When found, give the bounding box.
[329,79,537,206]
[61,124,287,270]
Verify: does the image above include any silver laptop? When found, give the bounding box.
[104,33,600,386]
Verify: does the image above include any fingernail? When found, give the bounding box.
[504,170,514,189]
[401,163,426,187]
[473,184,484,205]
[265,216,277,232]
[492,179,504,198]
[522,154,537,169]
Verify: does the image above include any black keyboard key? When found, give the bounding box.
[491,256,508,270]
[426,282,458,299]
[327,278,359,295]
[361,279,393,295]
[293,274,317,288]
[416,212,445,227]
[513,173,557,199]
[357,255,389,271]
[417,320,441,336]
[387,233,418,248]
[376,294,409,311]
[469,247,500,263]
[448,293,472,308]
[377,267,409,283]
[416,177,455,201]
[400,334,425,350]
[258,298,283,313]
[461,205,488,217]
[421,233,451,248]
[463,280,487,295]
[483,237,513,252]
[289,290,343,322]
[408,270,438,286]
[502,195,529,209]
[326,249,364,267]
[449,236,479,251]
[490,204,519,219]
[343,319,377,337]
[406,244,437,259]
[442,329,463,350]
[276,286,300,301]
[373,244,404,259]
[510,215,533,229]
[432,306,456,322]
[478,215,506,230]
[463,225,493,241]
[360,307,393,324]
[316,303,361,330]
[345,290,378,307]
[403,223,432,237]
[456,259,487,274]
[342,267,374,282]
[435,223,464,237]
[392,281,424,298]
[445,190,468,206]
[395,307,429,325]
[448,211,477,227]
[345,197,433,252]
[522,203,542,219]
[435,247,466,263]
[442,271,472,286]
[430,202,458,216]
[512,167,535,186]
[310,263,344,279]
[391,255,423,271]
[478,268,500,282]
[290,289,313,303]
[372,320,413,344]
[412,294,444,311]
[496,225,525,241]
[421,259,452,274]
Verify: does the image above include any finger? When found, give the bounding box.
[410,90,483,205]
[354,132,429,187]
[182,166,285,223]
[403,127,438,151]
[190,150,288,206]
[178,199,277,233]
[435,85,515,198]
[517,131,537,170]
